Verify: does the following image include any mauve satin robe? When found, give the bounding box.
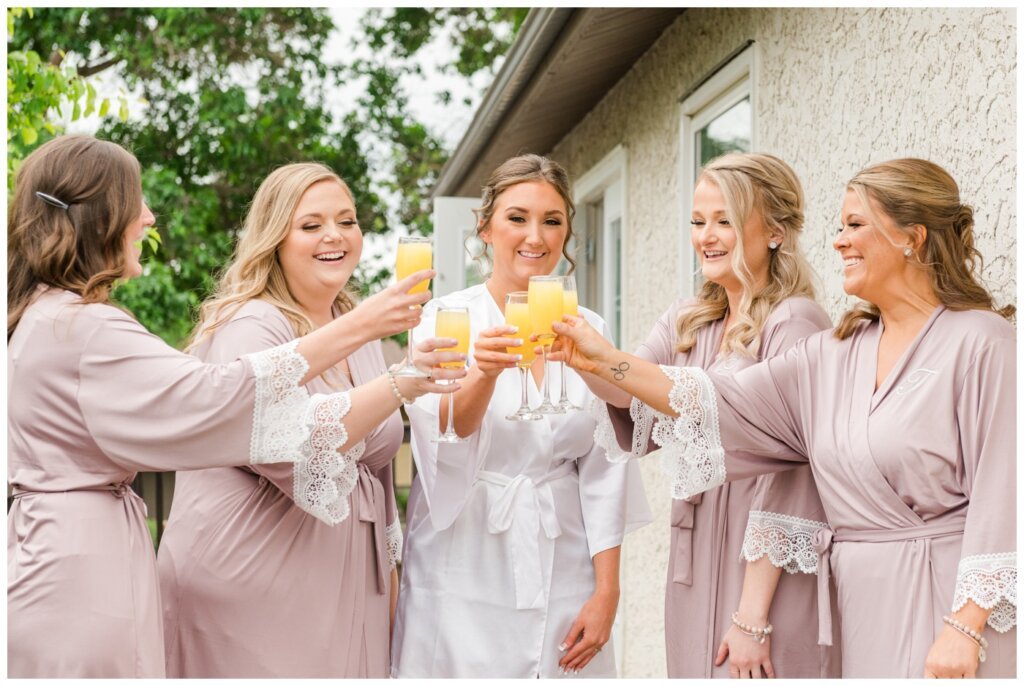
[391,284,652,678]
[8,288,349,677]
[657,305,1016,677]
[157,299,403,677]
[598,296,840,677]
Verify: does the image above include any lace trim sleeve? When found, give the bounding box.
[741,510,827,574]
[651,365,727,500]
[245,341,362,526]
[386,520,404,569]
[590,395,656,464]
[952,552,1017,633]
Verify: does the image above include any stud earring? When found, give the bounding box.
[903,246,913,257]
[768,240,779,250]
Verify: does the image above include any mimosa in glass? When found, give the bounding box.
[556,275,582,411]
[392,236,433,377]
[433,305,470,443]
[504,292,541,421]
[528,275,564,414]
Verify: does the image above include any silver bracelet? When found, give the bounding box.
[942,615,988,663]
[386,367,414,405]
[731,611,773,645]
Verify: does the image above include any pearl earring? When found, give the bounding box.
[768,240,779,250]
[903,247,913,257]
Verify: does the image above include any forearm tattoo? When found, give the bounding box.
[611,361,630,381]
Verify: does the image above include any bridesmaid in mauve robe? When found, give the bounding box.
[8,288,354,677]
[649,306,1015,677]
[596,295,840,677]
[158,299,404,677]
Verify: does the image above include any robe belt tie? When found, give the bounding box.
[476,461,578,610]
[11,480,148,546]
[811,516,966,646]
[355,463,388,595]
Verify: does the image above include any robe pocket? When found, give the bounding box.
[670,499,696,586]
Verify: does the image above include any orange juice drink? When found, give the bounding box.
[528,278,564,342]
[435,308,470,368]
[562,289,579,317]
[504,302,536,366]
[396,241,433,294]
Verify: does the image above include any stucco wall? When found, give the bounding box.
[548,7,1016,678]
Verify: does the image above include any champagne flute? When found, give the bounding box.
[556,275,582,411]
[392,235,433,378]
[504,292,542,421]
[433,305,471,443]
[528,275,565,414]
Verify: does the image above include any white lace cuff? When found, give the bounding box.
[246,339,313,465]
[386,520,404,569]
[292,393,363,526]
[741,511,826,574]
[590,396,655,464]
[651,365,726,500]
[952,552,1017,633]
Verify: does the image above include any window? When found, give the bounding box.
[431,196,484,297]
[570,145,627,346]
[679,44,756,297]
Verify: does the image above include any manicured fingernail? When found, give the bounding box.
[557,667,564,675]
[512,338,523,346]
[558,642,568,651]
[508,325,518,333]
[514,354,523,360]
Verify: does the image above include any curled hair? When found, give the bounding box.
[835,158,1014,339]
[190,163,357,353]
[470,153,577,273]
[677,153,817,356]
[8,135,143,339]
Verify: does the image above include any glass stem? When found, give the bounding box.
[559,360,569,402]
[520,366,530,411]
[407,325,415,366]
[541,345,552,404]
[445,382,456,436]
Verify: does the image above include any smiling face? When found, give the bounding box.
[121,198,156,279]
[481,180,569,291]
[834,188,912,303]
[277,179,363,302]
[690,178,775,293]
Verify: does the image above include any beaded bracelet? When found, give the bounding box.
[942,615,988,663]
[386,367,414,405]
[731,612,773,645]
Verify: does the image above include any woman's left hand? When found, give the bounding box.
[557,589,618,675]
[923,624,981,677]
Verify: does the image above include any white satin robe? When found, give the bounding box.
[391,283,652,678]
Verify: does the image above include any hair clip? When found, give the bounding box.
[35,191,70,210]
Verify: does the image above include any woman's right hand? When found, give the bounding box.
[354,269,435,340]
[715,624,775,679]
[548,315,616,375]
[472,325,523,378]
[392,336,468,401]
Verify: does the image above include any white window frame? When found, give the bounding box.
[572,144,628,347]
[678,43,758,298]
[431,196,483,297]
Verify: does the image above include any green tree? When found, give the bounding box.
[10,8,528,346]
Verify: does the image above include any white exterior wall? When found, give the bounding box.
[548,8,1016,678]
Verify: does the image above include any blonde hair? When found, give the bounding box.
[471,153,577,273]
[8,135,143,339]
[677,153,817,356]
[189,162,357,351]
[835,158,1015,339]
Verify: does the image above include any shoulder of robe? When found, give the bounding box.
[941,308,1015,345]
[766,296,832,331]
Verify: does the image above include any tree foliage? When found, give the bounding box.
[9,7,528,346]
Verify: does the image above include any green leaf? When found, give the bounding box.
[99,98,111,117]
[20,126,38,145]
[119,99,129,122]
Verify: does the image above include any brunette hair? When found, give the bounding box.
[471,153,577,273]
[835,158,1014,339]
[8,135,143,339]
